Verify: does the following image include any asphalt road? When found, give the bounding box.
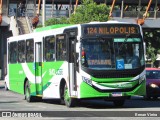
[0,80,160,120]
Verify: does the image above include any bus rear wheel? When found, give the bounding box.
[25,81,34,102]
[63,83,76,107]
[4,82,8,91]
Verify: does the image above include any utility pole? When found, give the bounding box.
[69,0,72,17]
[42,0,46,27]
[52,0,54,17]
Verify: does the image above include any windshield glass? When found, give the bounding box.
[81,37,145,70]
[146,70,160,79]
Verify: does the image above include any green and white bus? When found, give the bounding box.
[5,21,146,107]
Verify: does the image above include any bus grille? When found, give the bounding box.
[91,67,144,78]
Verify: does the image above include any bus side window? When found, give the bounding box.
[56,34,66,61]
[9,42,18,63]
[26,39,34,62]
[18,40,25,63]
[44,36,55,61]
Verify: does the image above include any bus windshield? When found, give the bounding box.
[81,37,145,70]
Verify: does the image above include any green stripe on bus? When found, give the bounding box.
[34,24,73,32]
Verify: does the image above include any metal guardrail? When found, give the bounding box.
[45,10,69,18]
[112,10,160,19]
[8,8,70,18]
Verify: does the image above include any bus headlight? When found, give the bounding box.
[82,76,92,86]
[139,75,145,84]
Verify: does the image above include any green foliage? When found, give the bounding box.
[157,49,160,54]
[59,17,69,24]
[36,24,43,28]
[69,0,109,24]
[146,42,156,62]
[42,0,109,26]
[144,30,160,63]
[45,18,59,26]
[45,17,69,26]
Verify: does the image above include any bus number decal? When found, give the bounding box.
[49,69,55,76]
[87,27,97,34]
[55,69,63,75]
[49,69,63,76]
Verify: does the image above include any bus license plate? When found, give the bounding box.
[112,92,122,97]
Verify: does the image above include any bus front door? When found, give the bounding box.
[68,37,77,96]
[35,42,43,95]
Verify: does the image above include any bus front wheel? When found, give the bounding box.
[4,82,8,91]
[25,81,34,102]
[63,83,76,107]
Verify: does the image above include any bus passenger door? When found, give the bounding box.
[68,37,78,96]
[35,42,43,95]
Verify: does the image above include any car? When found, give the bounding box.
[145,68,160,99]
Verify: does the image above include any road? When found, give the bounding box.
[0,80,160,119]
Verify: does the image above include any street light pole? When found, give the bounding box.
[69,0,72,17]
[42,0,46,27]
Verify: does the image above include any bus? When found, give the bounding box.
[5,21,146,107]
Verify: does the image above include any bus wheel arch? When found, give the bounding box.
[24,79,34,102]
[59,78,76,107]
[24,78,28,95]
[59,78,66,105]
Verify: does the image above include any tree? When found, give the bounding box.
[45,17,69,26]
[69,0,110,24]
[146,42,156,62]
[43,0,110,26]
[143,29,160,65]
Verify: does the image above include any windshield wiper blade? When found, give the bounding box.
[119,34,131,51]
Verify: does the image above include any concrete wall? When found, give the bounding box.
[9,16,19,36]
[0,27,12,79]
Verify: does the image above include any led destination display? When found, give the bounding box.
[83,24,140,35]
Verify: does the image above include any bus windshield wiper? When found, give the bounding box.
[119,34,131,51]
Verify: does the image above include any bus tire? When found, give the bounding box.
[143,95,151,100]
[63,83,76,107]
[153,96,158,100]
[60,81,65,105]
[25,81,34,102]
[113,100,125,107]
[4,82,8,91]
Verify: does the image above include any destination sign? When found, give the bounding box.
[83,25,140,35]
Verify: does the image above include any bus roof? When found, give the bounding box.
[8,21,140,42]
[34,21,138,32]
[34,24,73,32]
